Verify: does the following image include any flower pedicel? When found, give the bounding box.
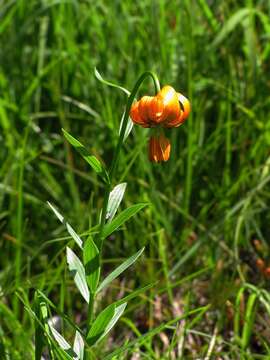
[130,85,190,162]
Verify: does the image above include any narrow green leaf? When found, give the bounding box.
[34,292,45,360]
[169,241,202,277]
[16,291,72,360]
[27,292,54,359]
[62,95,100,119]
[102,203,148,239]
[234,287,246,341]
[212,8,252,47]
[62,129,108,182]
[261,289,270,316]
[83,236,100,294]
[94,69,133,141]
[49,325,77,359]
[73,331,84,360]
[66,247,89,303]
[36,290,83,335]
[106,183,127,223]
[197,0,219,32]
[86,303,127,346]
[86,304,115,346]
[241,292,257,349]
[48,202,83,249]
[94,68,130,96]
[102,303,127,340]
[119,112,133,142]
[97,247,145,293]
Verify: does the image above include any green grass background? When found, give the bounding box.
[1,0,270,358]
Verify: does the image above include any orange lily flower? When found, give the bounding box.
[130,85,190,162]
[130,85,190,129]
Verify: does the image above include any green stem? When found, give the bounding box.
[87,293,95,328]
[85,293,95,359]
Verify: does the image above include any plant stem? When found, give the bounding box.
[85,293,95,359]
[88,293,95,326]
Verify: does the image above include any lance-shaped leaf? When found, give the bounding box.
[241,292,257,349]
[94,68,130,96]
[102,203,148,239]
[73,331,84,360]
[106,183,127,223]
[94,69,132,142]
[97,247,144,293]
[119,113,133,142]
[83,236,100,294]
[48,202,83,249]
[49,324,78,359]
[66,247,89,303]
[86,303,127,346]
[62,129,109,183]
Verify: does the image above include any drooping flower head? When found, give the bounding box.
[149,133,171,163]
[130,85,190,162]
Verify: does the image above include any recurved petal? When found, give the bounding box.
[138,96,153,127]
[148,97,164,124]
[159,133,171,161]
[130,100,149,127]
[156,85,181,125]
[165,112,184,128]
[149,134,171,162]
[178,92,191,120]
[166,92,191,128]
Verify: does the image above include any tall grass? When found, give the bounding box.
[1,0,270,358]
